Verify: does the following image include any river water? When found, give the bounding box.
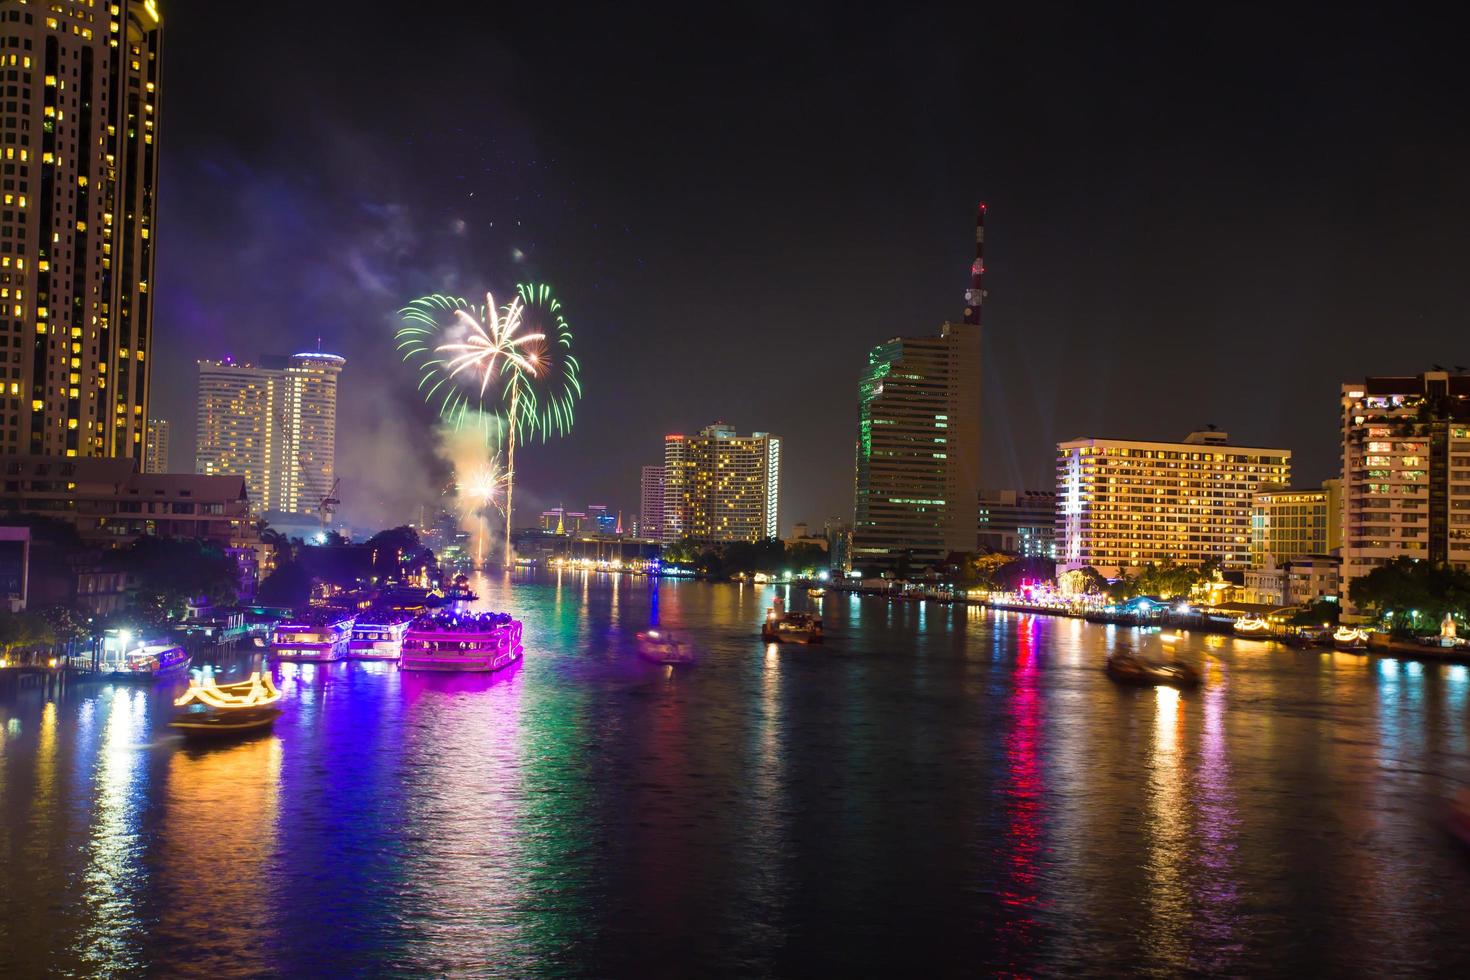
[2,572,1469,977]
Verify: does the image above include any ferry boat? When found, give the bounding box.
[1233,614,1272,638]
[1105,648,1200,688]
[1333,626,1371,652]
[170,671,283,740]
[761,597,824,644]
[400,612,523,672]
[636,629,695,665]
[105,644,191,680]
[807,586,827,599]
[271,610,355,662]
[348,611,415,661]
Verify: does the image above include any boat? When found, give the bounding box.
[807,587,826,598]
[104,644,190,680]
[432,573,479,606]
[271,609,355,662]
[348,611,415,661]
[1105,649,1200,688]
[169,671,283,740]
[400,611,523,672]
[636,629,695,664]
[762,611,824,644]
[1233,614,1272,638]
[1333,626,1371,652]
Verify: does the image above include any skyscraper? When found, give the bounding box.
[640,464,664,541]
[1339,372,1470,603]
[851,206,984,575]
[0,2,163,462]
[661,423,780,543]
[196,352,345,517]
[143,417,168,473]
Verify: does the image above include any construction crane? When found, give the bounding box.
[319,477,341,530]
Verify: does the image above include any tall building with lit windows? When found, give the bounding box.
[1340,372,1470,604]
[0,1,162,462]
[1056,430,1291,576]
[851,205,985,575]
[639,464,664,541]
[195,352,344,518]
[660,423,780,543]
[142,415,167,471]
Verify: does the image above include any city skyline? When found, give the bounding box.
[139,3,1470,530]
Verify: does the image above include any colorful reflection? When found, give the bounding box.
[1145,685,1188,969]
[996,615,1045,967]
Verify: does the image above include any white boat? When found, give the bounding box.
[1233,615,1272,638]
[272,611,355,662]
[400,612,523,672]
[348,612,414,661]
[105,644,190,680]
[1333,626,1370,652]
[636,630,694,664]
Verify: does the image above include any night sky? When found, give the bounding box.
[153,3,1468,532]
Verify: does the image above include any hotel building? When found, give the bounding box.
[1340,372,1470,601]
[661,422,780,543]
[1248,482,1340,566]
[851,205,985,575]
[1057,430,1291,575]
[195,351,344,518]
[142,416,167,472]
[0,1,163,462]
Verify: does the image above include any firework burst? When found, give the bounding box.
[509,282,582,441]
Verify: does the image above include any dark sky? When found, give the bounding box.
[152,2,1469,532]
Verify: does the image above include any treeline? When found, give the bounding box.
[661,537,830,579]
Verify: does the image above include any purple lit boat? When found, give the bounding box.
[348,611,415,661]
[400,612,523,672]
[272,610,355,662]
[105,644,191,680]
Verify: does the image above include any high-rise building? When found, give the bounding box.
[640,464,664,541]
[978,489,1057,558]
[851,206,984,575]
[195,351,345,517]
[824,517,852,573]
[1057,430,1291,575]
[661,422,780,543]
[143,417,169,473]
[0,2,163,462]
[1340,372,1470,602]
[1248,485,1340,567]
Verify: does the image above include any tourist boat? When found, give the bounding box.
[348,611,415,661]
[636,629,695,665]
[1233,614,1272,638]
[169,671,283,740]
[431,573,479,606]
[400,612,523,672]
[807,587,826,599]
[1105,649,1200,688]
[272,610,354,662]
[104,644,190,680]
[762,595,824,644]
[1333,626,1371,652]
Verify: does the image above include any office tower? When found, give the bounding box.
[195,351,345,517]
[851,206,984,575]
[978,489,1058,558]
[1056,429,1291,576]
[661,422,780,543]
[1340,372,1470,601]
[143,417,168,472]
[640,464,664,541]
[824,517,852,573]
[1249,485,1339,567]
[0,2,162,461]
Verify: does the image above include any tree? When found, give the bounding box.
[103,537,241,620]
[993,556,1057,592]
[0,610,56,658]
[257,560,313,607]
[1059,566,1108,596]
[1349,557,1470,633]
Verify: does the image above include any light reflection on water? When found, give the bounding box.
[2,575,1470,975]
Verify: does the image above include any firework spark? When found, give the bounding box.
[508,282,582,441]
[437,292,544,397]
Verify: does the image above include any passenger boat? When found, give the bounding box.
[272,609,355,662]
[169,671,283,740]
[1332,626,1371,652]
[807,587,826,599]
[1233,615,1272,638]
[400,612,523,672]
[348,611,415,661]
[104,644,190,680]
[636,629,695,664]
[762,595,824,644]
[1105,649,1200,688]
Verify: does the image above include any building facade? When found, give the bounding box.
[195,352,344,517]
[1340,372,1470,602]
[852,207,984,576]
[0,2,163,463]
[143,417,169,473]
[640,464,664,541]
[978,489,1057,558]
[661,423,780,543]
[1057,430,1292,575]
[1249,484,1339,566]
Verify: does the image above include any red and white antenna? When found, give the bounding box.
[963,202,986,326]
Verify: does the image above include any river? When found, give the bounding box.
[2,571,1469,976]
